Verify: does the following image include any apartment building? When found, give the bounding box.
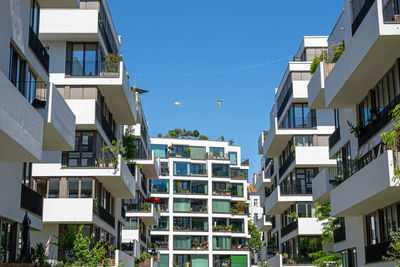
[121,90,161,263]
[256,37,337,267]
[148,138,250,267]
[23,0,138,265]
[249,181,263,267]
[0,0,76,263]
[308,1,400,267]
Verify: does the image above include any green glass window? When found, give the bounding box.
[192,255,208,267]
[190,146,206,160]
[151,179,169,193]
[159,254,169,267]
[151,144,167,158]
[173,235,190,250]
[212,200,230,213]
[231,255,247,267]
[231,183,243,197]
[210,147,224,158]
[191,181,208,194]
[212,164,230,177]
[174,162,190,176]
[173,199,190,212]
[213,236,231,250]
[152,216,169,231]
[229,152,237,165]
[231,219,244,232]
[192,217,208,231]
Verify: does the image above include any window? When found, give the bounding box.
[174,181,190,194]
[189,146,206,160]
[160,162,169,176]
[173,217,191,231]
[81,178,93,198]
[279,104,316,129]
[213,236,231,250]
[190,164,206,175]
[231,238,249,250]
[294,136,313,146]
[63,131,96,167]
[151,180,169,193]
[231,183,244,197]
[29,0,40,35]
[9,45,27,95]
[173,236,190,250]
[212,164,229,177]
[173,255,191,267]
[231,219,245,232]
[21,163,32,188]
[152,216,169,231]
[123,217,138,230]
[210,147,224,158]
[151,144,167,158]
[214,255,231,267]
[280,168,315,195]
[151,235,169,250]
[212,200,230,213]
[192,217,208,231]
[334,109,340,129]
[67,178,79,198]
[254,199,259,206]
[336,143,351,180]
[229,152,237,165]
[191,181,207,194]
[173,199,190,212]
[173,162,190,176]
[159,254,169,267]
[34,178,47,197]
[48,179,60,198]
[171,145,189,158]
[67,43,102,76]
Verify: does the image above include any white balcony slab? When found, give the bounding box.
[37,83,75,151]
[307,62,336,109]
[255,170,273,193]
[126,205,159,225]
[325,0,400,108]
[33,155,136,198]
[331,150,400,217]
[265,186,313,215]
[281,218,323,243]
[135,152,161,179]
[256,215,272,232]
[312,168,336,202]
[0,71,43,162]
[295,146,336,167]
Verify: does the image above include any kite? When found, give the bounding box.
[174,102,183,108]
[215,100,224,108]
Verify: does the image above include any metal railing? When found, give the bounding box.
[93,200,115,228]
[365,241,390,263]
[281,220,298,237]
[29,27,49,73]
[14,81,48,108]
[277,84,293,119]
[279,153,295,177]
[329,127,341,149]
[333,225,346,243]
[95,103,117,142]
[20,185,43,217]
[65,60,121,77]
[280,183,312,195]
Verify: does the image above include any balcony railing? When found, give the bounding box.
[20,185,43,217]
[14,81,48,108]
[93,200,115,228]
[65,60,121,77]
[333,225,346,243]
[365,241,390,263]
[329,127,341,149]
[277,84,293,119]
[358,94,400,147]
[206,152,229,160]
[352,0,375,35]
[140,233,147,244]
[383,0,400,22]
[279,153,295,177]
[281,220,298,237]
[29,27,49,73]
[95,103,117,142]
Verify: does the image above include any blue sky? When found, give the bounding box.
[108,0,343,180]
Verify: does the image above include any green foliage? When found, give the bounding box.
[331,42,344,63]
[140,202,151,212]
[57,225,114,266]
[310,56,322,74]
[140,251,151,262]
[248,221,262,253]
[309,250,342,267]
[122,128,138,160]
[199,135,209,140]
[104,54,122,73]
[383,229,400,267]
[102,139,124,166]
[163,128,204,139]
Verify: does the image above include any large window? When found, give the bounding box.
[152,216,169,231]
[173,199,190,212]
[280,169,315,195]
[29,0,40,35]
[151,180,169,193]
[279,104,316,129]
[123,217,138,230]
[229,152,237,165]
[190,164,206,175]
[210,147,225,158]
[173,162,190,176]
[173,236,190,250]
[151,144,167,158]
[173,255,208,267]
[9,45,27,95]
[212,164,230,177]
[67,178,79,198]
[365,204,399,246]
[192,217,208,231]
[67,43,102,76]
[212,200,230,213]
[48,178,60,198]
[213,236,231,250]
[62,131,98,167]
[171,145,190,158]
[189,146,206,160]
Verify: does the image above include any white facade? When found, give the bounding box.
[257,37,337,267]
[0,0,76,263]
[146,138,251,267]
[307,2,400,267]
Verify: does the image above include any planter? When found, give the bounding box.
[394,14,400,21]
[108,162,115,168]
[99,163,106,168]
[238,210,245,214]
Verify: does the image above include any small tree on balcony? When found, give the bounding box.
[248,221,262,254]
[383,229,400,267]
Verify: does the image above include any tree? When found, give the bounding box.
[192,130,200,139]
[57,225,114,266]
[199,135,209,140]
[248,221,262,254]
[383,229,400,267]
[157,133,162,138]
[122,128,138,160]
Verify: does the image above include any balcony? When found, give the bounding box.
[264,186,313,215]
[324,0,400,109]
[256,215,272,232]
[333,226,346,243]
[277,84,293,119]
[206,152,230,161]
[0,71,44,162]
[365,241,390,263]
[312,167,337,202]
[281,221,298,238]
[307,62,335,109]
[134,152,161,179]
[330,150,400,217]
[279,153,295,178]
[126,204,159,226]
[329,127,341,149]
[29,27,49,73]
[255,170,273,193]
[42,198,115,231]
[258,131,267,154]
[34,154,136,198]
[37,83,76,151]
[20,185,43,217]
[267,254,282,267]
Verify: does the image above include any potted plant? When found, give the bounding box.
[288,258,297,264]
[230,208,237,214]
[347,121,363,137]
[227,183,233,194]
[290,145,296,156]
[290,212,297,221]
[282,253,289,259]
[140,202,151,212]
[98,159,106,168]
[226,225,232,231]
[235,201,247,214]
